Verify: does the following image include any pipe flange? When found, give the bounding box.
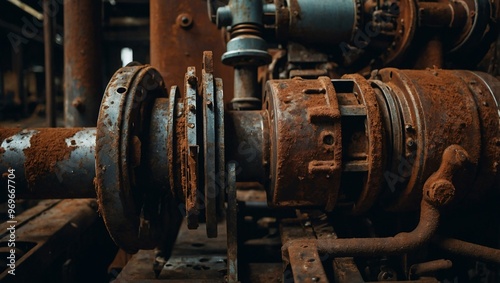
[342,74,384,214]
[95,64,167,253]
[379,0,417,66]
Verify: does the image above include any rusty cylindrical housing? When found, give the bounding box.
[263,69,500,212]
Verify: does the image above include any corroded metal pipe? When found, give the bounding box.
[0,128,96,198]
[409,259,453,278]
[64,0,102,127]
[432,236,500,264]
[282,198,440,259]
[232,67,260,110]
[280,144,469,259]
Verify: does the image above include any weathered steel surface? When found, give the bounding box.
[0,128,96,198]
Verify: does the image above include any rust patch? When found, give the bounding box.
[23,128,82,189]
[174,114,187,200]
[0,128,22,143]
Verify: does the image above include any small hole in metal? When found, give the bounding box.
[117,87,127,94]
[323,134,334,145]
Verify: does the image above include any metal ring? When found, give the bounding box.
[342,74,384,214]
[202,52,218,237]
[95,64,166,253]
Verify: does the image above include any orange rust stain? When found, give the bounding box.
[23,128,83,189]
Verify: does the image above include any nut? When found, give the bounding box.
[176,13,193,29]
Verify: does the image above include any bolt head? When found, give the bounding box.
[427,179,455,206]
[406,138,416,148]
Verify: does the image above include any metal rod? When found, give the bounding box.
[432,236,500,265]
[44,0,56,127]
[409,259,453,278]
[0,128,97,198]
[64,0,102,127]
[232,67,261,110]
[226,110,268,182]
[282,199,440,259]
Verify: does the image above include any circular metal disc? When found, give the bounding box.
[95,64,167,253]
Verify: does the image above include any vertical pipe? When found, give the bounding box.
[232,67,260,110]
[219,0,270,109]
[150,0,169,78]
[414,36,444,69]
[44,0,56,127]
[64,0,102,127]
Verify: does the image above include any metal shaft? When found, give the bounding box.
[282,198,440,258]
[232,67,261,110]
[432,236,500,264]
[0,128,96,198]
[64,0,102,127]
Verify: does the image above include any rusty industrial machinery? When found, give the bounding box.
[1,0,500,282]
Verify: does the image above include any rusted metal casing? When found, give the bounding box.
[261,69,500,211]
[264,77,343,210]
